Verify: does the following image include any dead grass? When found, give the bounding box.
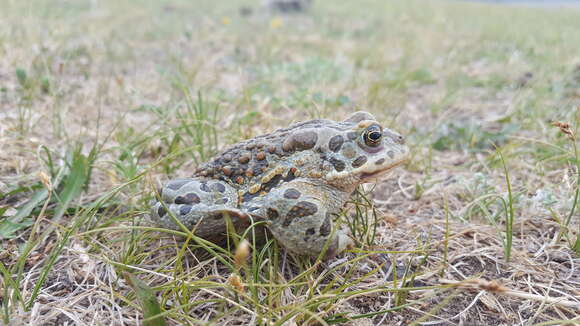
[1,0,580,325]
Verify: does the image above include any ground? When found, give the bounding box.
[1,0,579,325]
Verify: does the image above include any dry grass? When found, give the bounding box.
[1,0,580,325]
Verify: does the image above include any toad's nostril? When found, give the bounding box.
[383,129,406,145]
[394,135,405,145]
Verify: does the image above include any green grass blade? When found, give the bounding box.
[52,146,91,222]
[125,273,167,326]
[496,149,515,263]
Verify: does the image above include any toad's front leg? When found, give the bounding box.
[244,180,353,258]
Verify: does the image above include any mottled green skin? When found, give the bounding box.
[150,111,409,257]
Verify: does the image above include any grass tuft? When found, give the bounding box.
[552,120,580,254]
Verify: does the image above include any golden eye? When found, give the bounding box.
[363,125,382,147]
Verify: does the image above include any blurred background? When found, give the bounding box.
[1,0,580,325]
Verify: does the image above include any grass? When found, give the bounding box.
[1,0,580,324]
[496,148,515,263]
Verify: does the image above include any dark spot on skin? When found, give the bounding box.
[267,208,279,219]
[267,145,276,154]
[175,193,201,205]
[262,174,283,192]
[328,135,344,152]
[241,170,296,204]
[157,206,166,218]
[180,205,192,215]
[306,228,316,236]
[375,158,385,165]
[283,201,318,227]
[242,191,260,203]
[216,198,228,204]
[387,150,395,159]
[245,143,255,150]
[329,157,346,172]
[166,179,190,191]
[352,155,368,168]
[210,183,226,193]
[256,152,266,160]
[238,153,250,164]
[174,196,185,204]
[200,182,211,192]
[222,166,233,176]
[284,188,301,199]
[282,131,318,152]
[320,213,332,237]
[294,131,318,150]
[245,168,254,177]
[285,168,297,182]
[222,154,232,163]
[235,176,245,185]
[187,193,201,204]
[347,131,358,141]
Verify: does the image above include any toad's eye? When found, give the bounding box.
[363,125,382,147]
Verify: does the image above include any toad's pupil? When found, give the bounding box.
[369,131,381,141]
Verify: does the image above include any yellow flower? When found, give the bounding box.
[227,274,245,293]
[38,171,52,191]
[270,17,283,29]
[234,239,250,269]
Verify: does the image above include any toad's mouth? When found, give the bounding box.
[359,157,409,183]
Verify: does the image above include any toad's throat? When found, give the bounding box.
[359,158,409,182]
